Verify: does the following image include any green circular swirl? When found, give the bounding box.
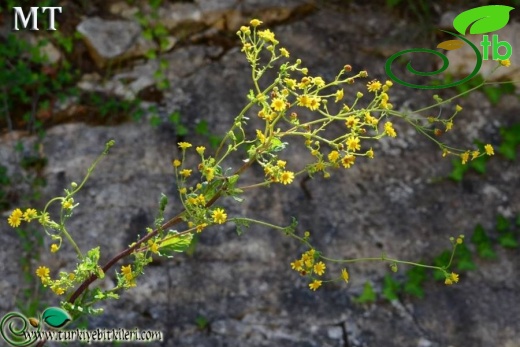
[0,313,37,347]
[385,31,482,89]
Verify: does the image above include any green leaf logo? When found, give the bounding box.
[453,5,514,35]
[41,307,71,329]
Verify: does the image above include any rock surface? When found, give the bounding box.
[1,2,520,347]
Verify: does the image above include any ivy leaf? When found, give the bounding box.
[496,214,510,233]
[354,282,376,304]
[498,233,519,248]
[41,307,72,329]
[454,243,476,271]
[453,5,514,35]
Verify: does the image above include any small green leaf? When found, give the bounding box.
[455,243,476,271]
[403,267,426,298]
[382,274,401,301]
[496,214,510,233]
[498,233,518,248]
[471,224,496,259]
[195,120,209,135]
[42,307,72,329]
[449,158,469,181]
[354,282,376,304]
[453,5,514,35]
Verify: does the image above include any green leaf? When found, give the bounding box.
[449,158,469,181]
[453,5,514,35]
[42,307,72,329]
[454,243,476,271]
[158,230,193,257]
[498,233,519,248]
[382,274,401,301]
[195,120,209,135]
[496,214,510,233]
[233,218,251,236]
[471,224,496,259]
[403,266,426,298]
[469,155,487,174]
[354,282,376,304]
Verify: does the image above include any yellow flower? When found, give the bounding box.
[178,142,192,150]
[250,19,262,27]
[204,167,215,181]
[173,159,181,167]
[258,29,276,43]
[366,148,374,159]
[341,268,349,283]
[271,98,286,112]
[345,115,359,128]
[367,80,382,92]
[384,122,397,137]
[256,130,266,144]
[150,242,159,254]
[196,146,206,155]
[445,272,459,285]
[62,199,73,209]
[279,47,290,57]
[309,280,322,291]
[445,121,453,131]
[485,144,494,156]
[328,150,340,163]
[212,208,227,224]
[50,244,59,253]
[499,59,511,67]
[306,96,321,111]
[51,286,65,296]
[335,89,344,102]
[8,208,23,228]
[180,169,192,178]
[297,94,311,107]
[313,77,325,88]
[277,160,286,168]
[36,266,50,279]
[280,171,294,185]
[455,104,463,112]
[313,262,326,276]
[196,223,208,233]
[471,150,480,160]
[23,208,37,221]
[38,212,50,226]
[346,136,361,151]
[291,259,303,271]
[342,154,355,168]
[284,78,297,90]
[179,187,187,194]
[239,26,250,34]
[121,265,133,281]
[461,151,470,165]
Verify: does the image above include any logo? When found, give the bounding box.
[385,5,514,89]
[1,307,71,346]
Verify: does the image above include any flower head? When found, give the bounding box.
[36,266,50,279]
[50,244,59,253]
[271,98,286,112]
[346,136,361,151]
[250,19,262,27]
[23,208,38,221]
[178,142,192,150]
[484,144,494,156]
[367,80,382,92]
[309,280,322,291]
[280,171,295,185]
[279,48,290,57]
[180,169,192,178]
[499,59,511,67]
[8,208,23,228]
[335,89,344,102]
[341,268,349,283]
[173,159,181,167]
[342,154,355,168]
[384,122,397,137]
[212,208,227,224]
[313,262,326,276]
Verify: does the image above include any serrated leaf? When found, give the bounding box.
[453,5,514,35]
[437,40,464,50]
[158,231,193,257]
[354,282,376,304]
[42,307,71,329]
